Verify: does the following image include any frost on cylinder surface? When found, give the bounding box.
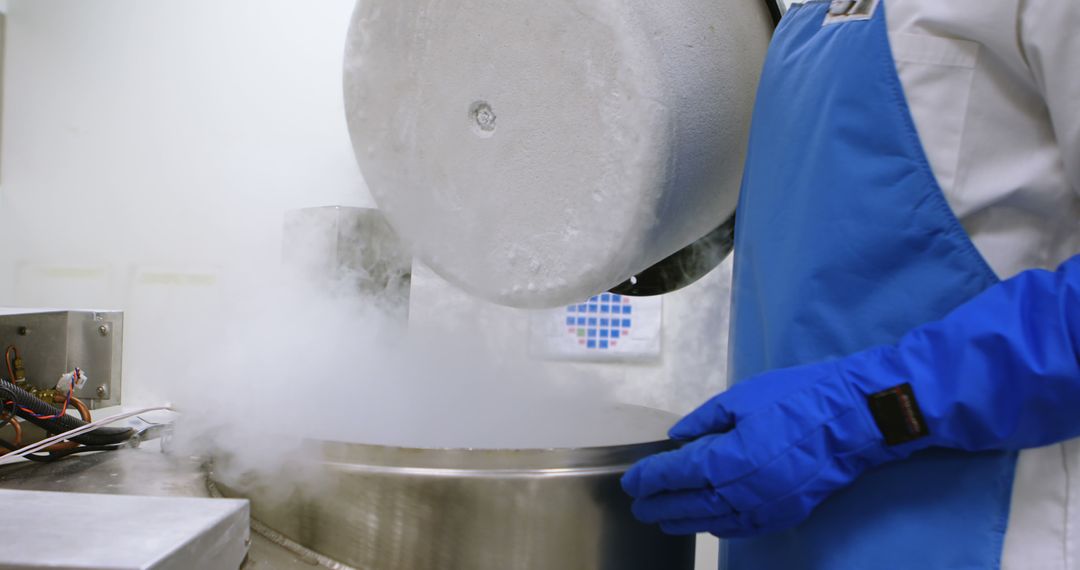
[344,0,772,308]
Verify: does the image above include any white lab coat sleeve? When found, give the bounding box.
[1020,0,1080,194]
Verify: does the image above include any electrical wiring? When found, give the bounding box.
[0,350,82,443]
[0,386,16,434]
[0,345,85,424]
[0,348,126,455]
[0,378,132,446]
[34,444,124,462]
[11,369,79,421]
[43,441,79,453]
[0,406,172,466]
[0,384,74,455]
[40,394,89,453]
[0,388,21,451]
[0,437,121,463]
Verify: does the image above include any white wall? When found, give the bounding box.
[0,0,373,401]
[0,0,371,302]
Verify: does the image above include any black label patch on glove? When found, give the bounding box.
[868,383,929,446]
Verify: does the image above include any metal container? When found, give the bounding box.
[217,408,694,570]
[344,0,774,309]
[0,309,124,406]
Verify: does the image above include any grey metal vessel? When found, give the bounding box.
[217,407,695,570]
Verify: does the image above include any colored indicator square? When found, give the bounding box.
[567,306,575,313]
[612,330,621,339]
[600,305,610,313]
[612,295,622,302]
[587,340,597,349]
[590,296,600,302]
[566,317,575,326]
[588,304,598,313]
[578,329,586,338]
[588,318,597,326]
[600,319,609,327]
[588,329,598,338]
[600,329,609,338]
[622,306,632,314]
[578,304,587,312]
[577,318,586,326]
[600,340,609,349]
[601,294,611,302]
[622,319,631,327]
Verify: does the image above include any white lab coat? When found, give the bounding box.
[789,0,1079,566]
[883,1,1076,568]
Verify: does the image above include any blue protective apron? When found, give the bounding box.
[727,2,1018,569]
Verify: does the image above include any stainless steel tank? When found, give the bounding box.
[216,407,694,570]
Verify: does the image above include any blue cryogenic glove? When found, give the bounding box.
[623,255,1080,537]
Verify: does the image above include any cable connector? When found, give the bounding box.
[56,369,88,393]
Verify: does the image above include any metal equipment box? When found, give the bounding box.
[0,309,123,406]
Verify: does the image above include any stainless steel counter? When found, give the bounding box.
[0,488,248,570]
[0,443,328,570]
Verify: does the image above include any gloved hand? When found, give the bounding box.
[622,255,1080,537]
[622,354,918,537]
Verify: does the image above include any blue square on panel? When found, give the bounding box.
[600,319,609,327]
[601,294,611,302]
[587,340,597,349]
[623,306,632,314]
[566,317,575,326]
[600,340,609,349]
[578,304,587,312]
[577,318,587,326]
[612,329,621,339]
[588,318,597,326]
[567,306,575,313]
[588,329,597,338]
[612,295,622,302]
[589,304,598,313]
[622,319,631,328]
[600,330,609,338]
[591,296,600,302]
[601,305,610,313]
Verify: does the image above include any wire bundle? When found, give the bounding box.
[0,378,132,448]
[0,341,143,464]
[0,406,171,467]
[9,369,79,421]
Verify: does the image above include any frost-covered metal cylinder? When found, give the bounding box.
[344,0,772,307]
[216,407,694,570]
